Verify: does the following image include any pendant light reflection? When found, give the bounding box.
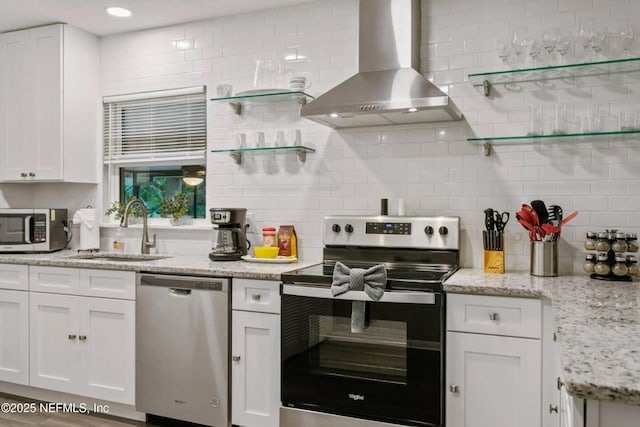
[182,165,205,186]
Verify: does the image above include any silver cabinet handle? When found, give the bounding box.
[78,335,87,341]
[557,377,564,390]
[28,172,35,177]
[449,385,459,394]
[68,334,77,340]
[20,172,27,177]
[232,355,241,362]
[549,404,558,414]
[251,293,261,301]
[489,312,499,321]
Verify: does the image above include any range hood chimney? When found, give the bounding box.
[301,0,463,128]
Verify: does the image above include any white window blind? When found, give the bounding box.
[103,86,206,164]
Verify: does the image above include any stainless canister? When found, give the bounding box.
[530,241,558,277]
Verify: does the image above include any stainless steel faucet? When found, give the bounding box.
[120,199,156,254]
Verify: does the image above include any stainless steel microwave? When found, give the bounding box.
[0,209,68,253]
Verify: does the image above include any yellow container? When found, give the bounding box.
[254,246,280,258]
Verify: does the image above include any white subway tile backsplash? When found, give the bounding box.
[70,0,640,270]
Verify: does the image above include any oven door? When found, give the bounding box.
[281,284,443,427]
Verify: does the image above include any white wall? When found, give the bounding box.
[4,0,639,271]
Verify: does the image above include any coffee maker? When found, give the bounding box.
[209,208,249,261]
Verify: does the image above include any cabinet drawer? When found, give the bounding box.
[79,269,136,300]
[447,294,541,339]
[29,266,80,295]
[0,263,29,291]
[232,279,280,314]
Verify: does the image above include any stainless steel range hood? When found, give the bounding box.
[301,0,462,128]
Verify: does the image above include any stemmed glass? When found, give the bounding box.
[542,30,557,64]
[493,36,513,69]
[511,30,527,68]
[555,31,572,64]
[578,22,593,60]
[589,25,608,59]
[528,38,544,68]
[620,25,635,57]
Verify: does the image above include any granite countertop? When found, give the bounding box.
[444,268,640,406]
[0,251,319,281]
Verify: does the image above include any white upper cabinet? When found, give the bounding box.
[0,23,98,183]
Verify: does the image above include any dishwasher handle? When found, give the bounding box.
[139,273,229,292]
[169,288,192,296]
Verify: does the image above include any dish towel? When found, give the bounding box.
[72,208,100,250]
[331,261,387,333]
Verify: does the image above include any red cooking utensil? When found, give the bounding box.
[560,211,578,227]
[516,214,539,241]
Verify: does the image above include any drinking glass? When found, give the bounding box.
[555,31,572,64]
[528,37,544,67]
[542,30,557,63]
[527,105,545,136]
[511,30,527,67]
[620,25,635,57]
[493,36,513,68]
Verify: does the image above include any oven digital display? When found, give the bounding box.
[365,222,411,235]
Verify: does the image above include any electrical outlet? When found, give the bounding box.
[245,212,256,233]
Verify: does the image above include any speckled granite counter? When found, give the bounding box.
[0,251,319,281]
[444,268,640,406]
[444,268,552,298]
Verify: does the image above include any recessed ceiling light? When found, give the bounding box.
[407,107,418,113]
[105,7,132,18]
[330,113,339,118]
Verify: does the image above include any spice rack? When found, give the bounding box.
[583,230,638,282]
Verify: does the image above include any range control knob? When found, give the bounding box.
[424,226,434,236]
[439,226,449,236]
[332,224,341,233]
[345,224,354,233]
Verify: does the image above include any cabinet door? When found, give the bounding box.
[30,24,63,181]
[232,310,280,427]
[79,297,135,404]
[29,292,80,394]
[446,332,541,427]
[0,289,29,385]
[0,29,32,181]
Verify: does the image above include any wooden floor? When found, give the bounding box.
[0,394,204,427]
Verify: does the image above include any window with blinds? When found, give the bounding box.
[103,86,206,164]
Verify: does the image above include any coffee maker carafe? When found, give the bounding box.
[209,208,249,261]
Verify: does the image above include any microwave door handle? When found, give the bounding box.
[24,216,32,243]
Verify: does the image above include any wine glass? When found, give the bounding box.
[620,25,635,57]
[555,31,572,64]
[528,37,543,68]
[542,30,557,63]
[493,36,513,68]
[511,30,527,67]
[578,22,593,60]
[589,25,608,59]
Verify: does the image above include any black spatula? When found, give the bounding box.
[530,200,549,224]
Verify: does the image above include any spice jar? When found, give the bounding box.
[595,232,611,252]
[262,227,277,247]
[584,232,597,251]
[612,232,628,253]
[627,233,639,253]
[627,256,638,275]
[583,254,596,273]
[594,253,611,275]
[612,254,629,276]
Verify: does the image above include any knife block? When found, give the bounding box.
[483,236,504,274]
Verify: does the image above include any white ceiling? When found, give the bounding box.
[0,0,317,36]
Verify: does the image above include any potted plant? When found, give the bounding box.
[159,192,193,225]
[104,198,145,222]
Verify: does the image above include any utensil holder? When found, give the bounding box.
[530,241,558,277]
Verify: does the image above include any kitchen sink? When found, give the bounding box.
[69,253,170,262]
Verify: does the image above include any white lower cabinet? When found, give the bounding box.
[231,279,280,427]
[447,294,543,427]
[446,331,541,427]
[29,292,135,404]
[0,289,29,385]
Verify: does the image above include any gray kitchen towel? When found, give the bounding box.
[331,262,387,333]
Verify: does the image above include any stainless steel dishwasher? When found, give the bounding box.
[136,273,229,427]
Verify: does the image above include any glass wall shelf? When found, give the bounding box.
[210,90,314,114]
[211,145,315,164]
[469,57,640,96]
[468,130,640,156]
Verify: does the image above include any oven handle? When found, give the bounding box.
[281,284,436,305]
